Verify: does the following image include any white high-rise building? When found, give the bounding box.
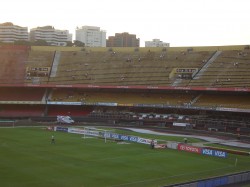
[0,22,29,43]
[145,39,170,47]
[30,26,72,46]
[75,26,106,47]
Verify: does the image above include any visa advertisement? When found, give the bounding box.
[55,126,154,145]
[99,132,153,145]
[201,148,227,158]
[177,144,227,158]
[54,126,227,158]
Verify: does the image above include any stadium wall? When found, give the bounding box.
[166,171,250,187]
[0,84,250,94]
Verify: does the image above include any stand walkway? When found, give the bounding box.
[193,51,222,80]
[50,51,61,78]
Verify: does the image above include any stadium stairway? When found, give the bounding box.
[189,94,202,105]
[193,50,222,80]
[42,88,49,103]
[171,78,183,86]
[50,51,61,78]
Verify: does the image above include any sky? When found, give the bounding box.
[1,0,250,47]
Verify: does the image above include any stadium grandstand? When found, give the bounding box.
[0,44,250,138]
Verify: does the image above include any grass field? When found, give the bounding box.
[0,126,249,187]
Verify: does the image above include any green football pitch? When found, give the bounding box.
[0,127,249,187]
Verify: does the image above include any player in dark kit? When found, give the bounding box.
[150,139,155,149]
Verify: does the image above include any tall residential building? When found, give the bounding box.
[30,26,72,46]
[75,26,106,47]
[145,39,170,47]
[106,32,140,47]
[0,22,29,43]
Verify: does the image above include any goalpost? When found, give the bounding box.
[82,127,114,143]
[56,126,171,147]
[0,120,16,128]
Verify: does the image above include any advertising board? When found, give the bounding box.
[55,126,69,132]
[178,144,202,154]
[202,148,227,158]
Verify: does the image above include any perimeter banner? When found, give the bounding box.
[202,148,227,158]
[55,126,69,132]
[177,144,202,154]
[55,127,156,145]
[100,132,152,145]
[68,128,100,137]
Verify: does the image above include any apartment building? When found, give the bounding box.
[75,26,106,47]
[106,32,140,47]
[0,22,29,43]
[30,26,72,46]
[145,39,170,47]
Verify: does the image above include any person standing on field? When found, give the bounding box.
[51,135,55,144]
[150,139,155,149]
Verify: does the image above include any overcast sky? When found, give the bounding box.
[1,0,250,47]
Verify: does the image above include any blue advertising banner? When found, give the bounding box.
[120,135,129,141]
[111,133,119,139]
[128,136,138,143]
[55,126,69,132]
[202,148,227,158]
[55,127,154,145]
[214,150,227,158]
[98,131,151,144]
[96,102,118,106]
[47,101,82,105]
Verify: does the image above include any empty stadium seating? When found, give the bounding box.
[0,45,250,126]
[193,93,250,109]
[47,105,92,116]
[0,105,45,117]
[48,50,214,86]
[24,50,55,84]
[189,50,250,87]
[1,45,249,88]
[0,47,28,84]
[0,87,46,101]
[49,88,195,106]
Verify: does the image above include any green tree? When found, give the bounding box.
[66,41,74,46]
[73,40,85,47]
[32,39,48,46]
[14,40,31,46]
